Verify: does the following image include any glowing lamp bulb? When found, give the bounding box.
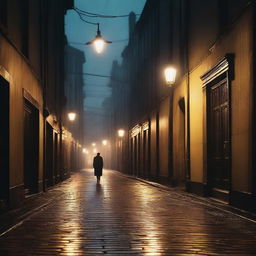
[102,140,107,145]
[93,39,105,54]
[164,67,177,85]
[85,24,112,54]
[118,129,125,137]
[68,112,76,121]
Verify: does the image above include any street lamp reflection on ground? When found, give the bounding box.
[164,66,177,86]
[102,140,108,146]
[118,129,125,138]
[68,112,76,121]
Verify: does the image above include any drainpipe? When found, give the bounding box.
[184,0,191,186]
[42,0,48,192]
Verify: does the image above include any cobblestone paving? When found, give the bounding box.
[0,170,256,255]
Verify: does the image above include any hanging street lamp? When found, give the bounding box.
[85,23,112,54]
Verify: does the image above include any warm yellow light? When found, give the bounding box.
[92,143,96,147]
[83,148,89,154]
[93,38,105,54]
[102,140,107,145]
[93,148,97,153]
[85,24,112,54]
[118,129,125,137]
[164,66,177,85]
[68,112,76,121]
[84,149,89,154]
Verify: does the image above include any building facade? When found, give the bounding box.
[64,44,86,173]
[0,0,84,211]
[113,0,256,212]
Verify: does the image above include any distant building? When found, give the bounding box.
[0,0,84,210]
[64,44,86,172]
[108,59,130,171]
[113,0,256,212]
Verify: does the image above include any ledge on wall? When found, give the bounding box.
[230,190,254,212]
[186,181,207,196]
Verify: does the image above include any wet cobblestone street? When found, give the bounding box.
[1,169,256,255]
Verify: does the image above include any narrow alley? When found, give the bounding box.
[0,170,256,256]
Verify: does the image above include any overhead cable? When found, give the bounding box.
[69,72,110,78]
[74,7,140,18]
[73,8,98,25]
[68,39,128,46]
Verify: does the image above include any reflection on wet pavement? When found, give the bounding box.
[0,169,256,255]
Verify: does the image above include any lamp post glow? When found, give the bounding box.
[118,129,125,138]
[164,66,177,86]
[86,23,112,54]
[92,143,96,147]
[102,140,107,146]
[68,112,76,121]
[94,38,105,54]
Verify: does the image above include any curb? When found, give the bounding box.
[121,172,256,224]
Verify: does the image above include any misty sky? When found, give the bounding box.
[65,0,146,112]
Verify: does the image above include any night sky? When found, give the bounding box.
[65,0,146,112]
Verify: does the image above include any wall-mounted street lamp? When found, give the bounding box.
[118,129,125,138]
[82,148,88,154]
[164,66,177,86]
[86,23,112,54]
[102,140,108,146]
[68,112,77,121]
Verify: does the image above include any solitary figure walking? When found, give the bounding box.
[93,153,103,182]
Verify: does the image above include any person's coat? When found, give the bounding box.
[93,155,103,176]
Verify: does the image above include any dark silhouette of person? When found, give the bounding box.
[93,153,103,182]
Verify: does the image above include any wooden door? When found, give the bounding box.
[134,136,138,176]
[53,132,59,183]
[208,78,230,190]
[46,123,54,187]
[0,77,9,204]
[23,100,39,195]
[143,129,149,178]
[177,98,186,185]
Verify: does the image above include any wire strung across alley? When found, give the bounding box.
[72,7,141,26]
[74,7,140,19]
[68,39,128,46]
